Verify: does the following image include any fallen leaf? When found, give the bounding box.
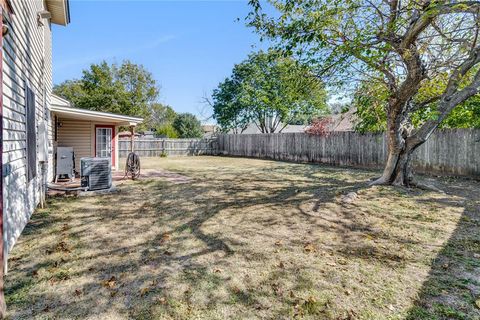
[231,286,241,294]
[102,276,116,289]
[161,233,171,243]
[55,241,71,253]
[304,243,316,253]
[139,287,150,296]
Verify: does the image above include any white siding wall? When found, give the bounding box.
[2,0,52,265]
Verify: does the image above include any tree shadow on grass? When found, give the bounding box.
[6,162,378,318]
[6,159,478,319]
[405,181,480,319]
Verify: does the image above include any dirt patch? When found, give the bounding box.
[5,156,480,319]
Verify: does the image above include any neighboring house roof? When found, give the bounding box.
[329,109,356,132]
[280,125,309,133]
[45,0,71,26]
[238,123,308,134]
[51,94,144,126]
[202,124,217,133]
[118,131,142,137]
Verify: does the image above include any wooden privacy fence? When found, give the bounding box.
[216,129,480,178]
[119,138,216,158]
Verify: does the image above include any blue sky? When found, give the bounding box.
[52,0,268,123]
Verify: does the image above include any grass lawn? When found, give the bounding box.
[5,156,480,319]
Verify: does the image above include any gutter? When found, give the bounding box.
[65,0,71,25]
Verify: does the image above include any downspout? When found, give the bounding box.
[0,6,6,318]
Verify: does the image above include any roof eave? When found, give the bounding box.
[45,0,71,26]
[50,104,144,126]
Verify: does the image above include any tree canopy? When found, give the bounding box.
[54,60,159,129]
[172,113,204,138]
[354,80,480,133]
[248,0,480,186]
[211,51,328,133]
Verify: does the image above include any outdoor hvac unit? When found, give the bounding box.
[80,157,112,191]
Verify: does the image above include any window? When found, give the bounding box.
[26,84,36,181]
[96,127,112,158]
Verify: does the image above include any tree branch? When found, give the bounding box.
[402,1,480,49]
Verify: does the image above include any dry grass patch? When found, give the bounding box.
[5,156,480,319]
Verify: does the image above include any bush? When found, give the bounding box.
[155,123,179,138]
[305,117,333,136]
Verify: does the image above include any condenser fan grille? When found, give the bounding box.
[80,157,112,191]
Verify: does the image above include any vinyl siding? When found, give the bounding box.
[2,0,52,268]
[55,119,120,172]
[57,119,92,171]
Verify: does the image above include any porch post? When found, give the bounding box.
[130,125,135,153]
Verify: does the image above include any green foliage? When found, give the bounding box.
[156,123,179,138]
[53,60,159,130]
[172,113,203,138]
[211,50,328,133]
[353,79,480,133]
[247,0,480,140]
[353,81,388,133]
[146,103,179,136]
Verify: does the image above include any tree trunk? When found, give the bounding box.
[372,132,424,187]
[371,96,425,187]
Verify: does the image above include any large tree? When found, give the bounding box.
[211,51,328,133]
[54,60,159,127]
[172,113,204,138]
[146,103,179,138]
[249,0,480,186]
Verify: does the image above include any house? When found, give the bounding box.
[51,95,143,172]
[0,0,143,274]
[202,124,218,137]
[118,130,143,139]
[328,109,356,132]
[1,0,72,273]
[229,123,308,134]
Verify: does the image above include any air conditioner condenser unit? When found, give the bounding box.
[80,157,112,191]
